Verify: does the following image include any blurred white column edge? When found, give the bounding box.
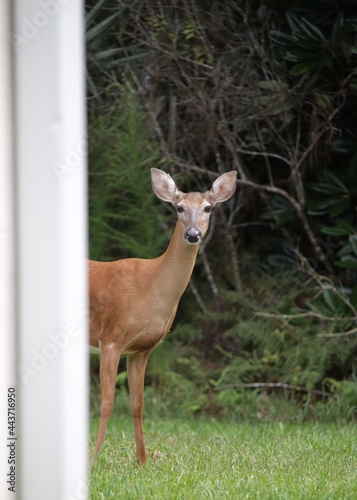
[8,1,88,499]
[0,1,17,496]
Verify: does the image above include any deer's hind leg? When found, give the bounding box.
[127,350,151,465]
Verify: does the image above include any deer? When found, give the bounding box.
[89,168,237,465]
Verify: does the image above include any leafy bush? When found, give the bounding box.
[87,0,357,421]
[88,88,171,261]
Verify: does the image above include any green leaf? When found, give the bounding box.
[85,0,108,26]
[329,199,351,218]
[259,80,285,91]
[336,257,357,270]
[290,60,321,76]
[286,49,320,62]
[349,235,357,255]
[286,13,326,49]
[308,198,349,217]
[262,209,294,223]
[321,220,356,236]
[299,17,326,44]
[293,37,325,50]
[86,11,119,43]
[307,183,347,194]
[322,289,345,314]
[92,47,131,61]
[307,199,333,215]
[269,30,293,45]
[337,242,354,258]
[286,12,301,35]
[308,172,348,194]
[264,95,295,116]
[330,14,349,50]
[315,93,332,109]
[306,299,334,318]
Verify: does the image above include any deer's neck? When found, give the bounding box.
[155,222,199,305]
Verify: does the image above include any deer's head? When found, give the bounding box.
[151,168,237,245]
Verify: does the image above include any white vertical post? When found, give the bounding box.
[0,2,16,498]
[12,1,88,499]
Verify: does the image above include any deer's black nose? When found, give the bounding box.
[185,228,202,244]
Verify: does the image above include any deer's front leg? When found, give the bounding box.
[127,350,151,465]
[93,343,121,459]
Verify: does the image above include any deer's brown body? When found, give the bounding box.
[90,169,237,464]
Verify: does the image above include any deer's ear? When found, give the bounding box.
[207,171,237,205]
[151,168,181,203]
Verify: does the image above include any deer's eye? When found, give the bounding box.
[204,205,212,213]
[176,205,184,213]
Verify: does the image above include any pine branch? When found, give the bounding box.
[217,382,332,397]
[189,279,208,315]
[256,311,357,323]
[317,327,357,338]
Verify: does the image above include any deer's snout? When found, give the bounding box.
[185,227,202,244]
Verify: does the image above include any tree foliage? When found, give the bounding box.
[87,0,357,414]
[88,90,171,260]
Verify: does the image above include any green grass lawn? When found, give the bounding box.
[89,417,357,499]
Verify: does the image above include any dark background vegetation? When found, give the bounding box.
[87,0,357,422]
